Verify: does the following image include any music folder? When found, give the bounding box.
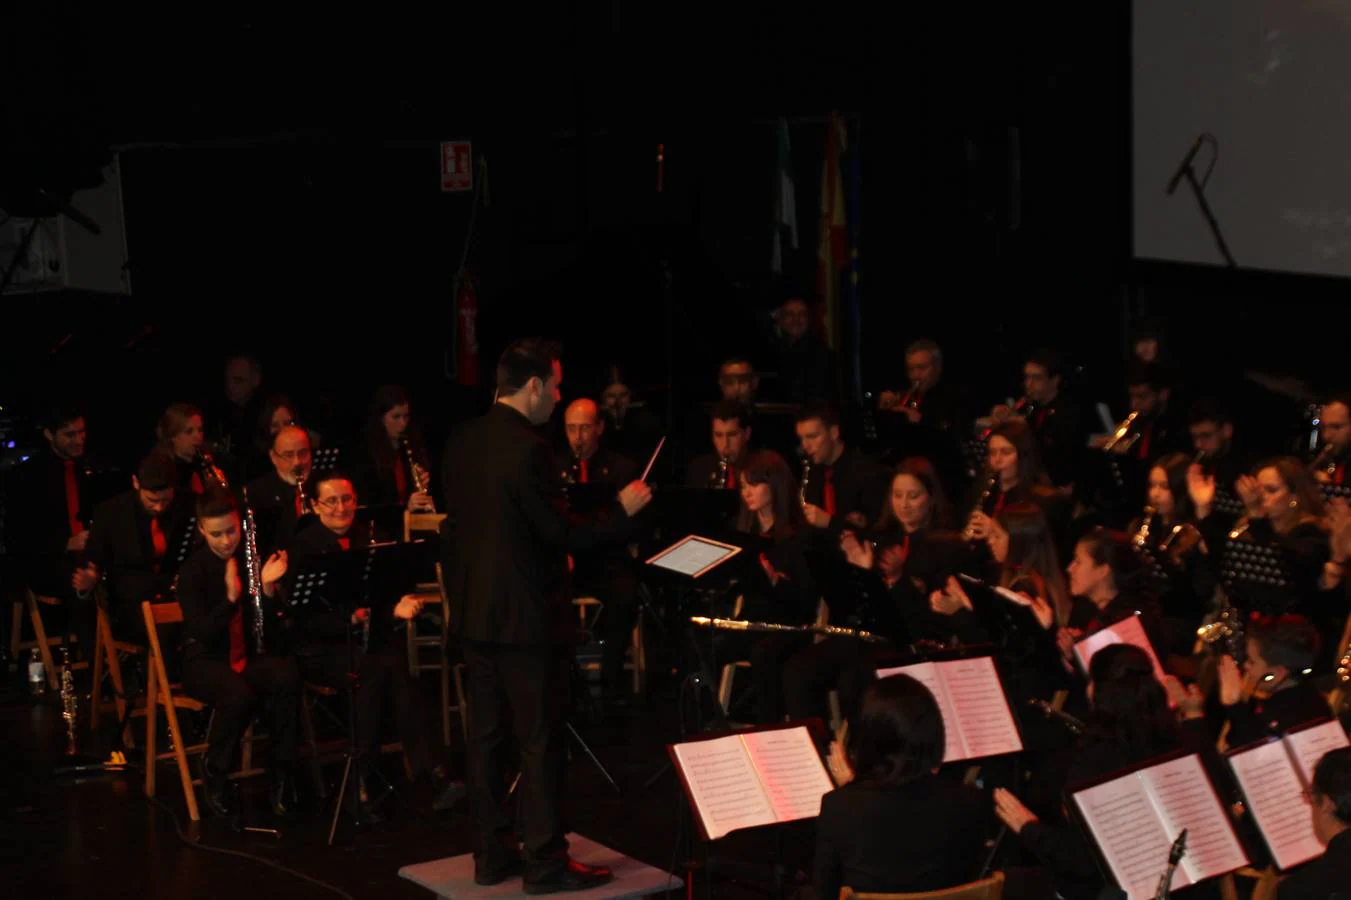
[647,534,744,579]
[1070,751,1248,899]
[1227,719,1350,871]
[1073,613,1167,686]
[876,655,1023,763]
[668,721,834,841]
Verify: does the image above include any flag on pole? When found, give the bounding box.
[816,113,849,350]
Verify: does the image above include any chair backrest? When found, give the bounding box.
[405,511,448,542]
[141,600,182,694]
[841,871,1004,900]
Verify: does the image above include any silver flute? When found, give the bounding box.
[688,615,887,643]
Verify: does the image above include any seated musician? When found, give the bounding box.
[5,402,96,650]
[72,450,190,642]
[962,419,1064,551]
[767,295,837,405]
[209,354,265,481]
[1091,360,1186,462]
[176,486,298,817]
[1132,452,1218,653]
[875,339,968,482]
[992,644,1209,900]
[815,674,992,900]
[559,397,645,706]
[1277,747,1351,899]
[244,424,313,556]
[241,393,300,481]
[794,402,888,532]
[1312,395,1351,486]
[782,458,965,726]
[1058,528,1169,673]
[716,356,798,462]
[351,385,434,513]
[598,363,662,462]
[284,469,464,813]
[989,348,1084,489]
[1188,397,1249,500]
[685,399,786,489]
[1231,458,1333,618]
[1214,614,1329,748]
[157,401,220,495]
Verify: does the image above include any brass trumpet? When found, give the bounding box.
[1102,411,1142,453]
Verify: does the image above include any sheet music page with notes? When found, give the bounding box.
[1073,773,1180,899]
[671,735,775,840]
[1073,615,1166,685]
[740,726,834,823]
[1287,720,1350,785]
[1140,754,1248,883]
[1229,738,1323,870]
[876,662,963,763]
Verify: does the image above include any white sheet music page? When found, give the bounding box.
[876,661,964,763]
[1287,720,1350,786]
[1141,754,1248,883]
[1073,615,1166,685]
[741,726,835,823]
[672,735,775,840]
[1229,739,1323,870]
[939,657,1022,759]
[649,537,740,577]
[1073,773,1176,899]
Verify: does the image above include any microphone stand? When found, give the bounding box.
[1165,135,1235,267]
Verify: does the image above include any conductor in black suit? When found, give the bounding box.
[441,338,652,893]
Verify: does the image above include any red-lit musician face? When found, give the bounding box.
[740,474,773,514]
[891,473,932,533]
[132,478,175,518]
[1256,466,1296,523]
[271,426,312,483]
[779,299,810,341]
[711,417,749,463]
[1023,363,1057,404]
[315,478,358,534]
[383,404,411,441]
[1322,402,1351,453]
[905,350,939,392]
[45,418,87,460]
[564,399,603,460]
[987,435,1018,483]
[1147,466,1174,519]
[718,362,757,405]
[269,405,296,437]
[170,415,206,461]
[199,511,241,560]
[795,417,838,466]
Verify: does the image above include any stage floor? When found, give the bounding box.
[0,662,812,899]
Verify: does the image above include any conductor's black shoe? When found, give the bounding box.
[200,758,235,817]
[474,853,525,886]
[523,858,614,894]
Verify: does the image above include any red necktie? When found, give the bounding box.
[393,458,408,504]
[993,489,1007,519]
[823,467,837,517]
[228,603,247,673]
[295,488,305,517]
[1337,463,1345,487]
[579,458,589,484]
[63,460,84,537]
[150,518,167,558]
[725,464,736,490]
[338,536,351,551]
[1034,409,1048,428]
[190,472,204,494]
[1136,421,1153,460]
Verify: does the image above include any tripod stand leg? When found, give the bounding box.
[566,722,620,793]
[327,755,353,846]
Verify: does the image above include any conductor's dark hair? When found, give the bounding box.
[1250,614,1321,675]
[1312,747,1351,826]
[847,674,945,786]
[710,399,750,430]
[1026,348,1065,380]
[794,402,840,430]
[196,485,238,521]
[38,400,85,433]
[136,450,178,493]
[307,468,356,503]
[497,338,561,396]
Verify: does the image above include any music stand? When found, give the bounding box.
[1221,538,1294,615]
[960,436,988,480]
[1212,488,1246,518]
[1320,483,1351,505]
[311,446,341,476]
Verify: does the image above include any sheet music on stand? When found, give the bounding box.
[646,534,744,579]
[875,655,1023,763]
[667,721,834,841]
[1069,751,1248,900]
[311,446,341,475]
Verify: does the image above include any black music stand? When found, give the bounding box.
[960,436,988,480]
[1221,537,1294,615]
[1212,488,1246,519]
[1320,483,1351,505]
[311,446,341,476]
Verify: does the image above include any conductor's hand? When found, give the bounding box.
[394,595,428,620]
[225,558,242,604]
[618,481,653,517]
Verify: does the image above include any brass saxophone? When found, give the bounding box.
[401,436,434,511]
[241,486,266,654]
[1196,606,1246,662]
[61,645,78,756]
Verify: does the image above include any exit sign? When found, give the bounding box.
[440,141,472,192]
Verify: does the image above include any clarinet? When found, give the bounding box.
[400,435,434,511]
[710,456,730,489]
[196,448,228,489]
[963,471,999,541]
[1154,829,1187,900]
[799,458,812,507]
[61,645,79,756]
[241,486,266,654]
[1027,697,1086,735]
[294,466,312,515]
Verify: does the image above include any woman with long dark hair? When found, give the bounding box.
[351,385,435,512]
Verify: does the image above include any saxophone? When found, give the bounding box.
[241,486,266,654]
[1196,605,1246,662]
[61,645,78,756]
[1102,410,1142,453]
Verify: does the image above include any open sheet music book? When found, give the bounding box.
[1073,614,1166,685]
[1227,719,1350,870]
[1071,753,1248,900]
[669,723,834,841]
[875,656,1023,762]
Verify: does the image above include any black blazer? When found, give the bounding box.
[440,403,632,646]
[85,490,192,609]
[244,469,305,558]
[799,444,889,530]
[4,449,105,593]
[1277,828,1351,899]
[814,776,990,900]
[177,542,282,663]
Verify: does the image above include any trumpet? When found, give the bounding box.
[963,470,999,541]
[1196,606,1246,662]
[401,436,434,511]
[897,381,922,410]
[1102,411,1142,453]
[1134,506,1155,548]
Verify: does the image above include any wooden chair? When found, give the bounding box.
[11,588,79,689]
[719,596,829,721]
[89,590,145,748]
[572,595,647,696]
[435,562,468,748]
[840,871,1004,899]
[141,600,263,822]
[403,511,449,676]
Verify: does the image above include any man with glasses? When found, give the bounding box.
[245,425,314,556]
[284,470,465,816]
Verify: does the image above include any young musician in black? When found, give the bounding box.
[1215,615,1329,748]
[73,450,190,642]
[1093,361,1186,463]
[176,486,298,817]
[989,348,1084,489]
[1231,457,1332,618]
[351,385,434,512]
[815,674,992,900]
[157,401,218,495]
[1313,395,1351,486]
[597,364,662,462]
[768,295,837,405]
[685,399,786,489]
[441,338,650,891]
[244,424,312,557]
[1277,747,1351,899]
[1188,398,1249,500]
[795,402,888,532]
[284,470,465,813]
[1059,528,1169,672]
[962,419,1063,545]
[875,339,969,483]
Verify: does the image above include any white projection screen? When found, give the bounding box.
[1133,1,1351,277]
